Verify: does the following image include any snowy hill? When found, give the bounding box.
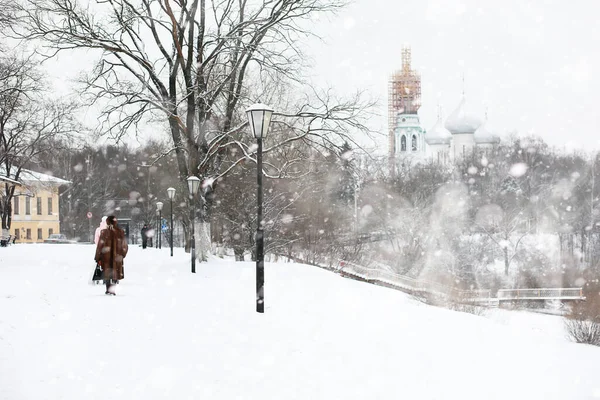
[0,244,599,400]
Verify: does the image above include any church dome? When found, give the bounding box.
[474,119,500,144]
[425,117,451,145]
[444,96,482,134]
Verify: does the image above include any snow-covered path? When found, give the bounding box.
[0,244,599,400]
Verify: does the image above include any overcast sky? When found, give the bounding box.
[41,0,599,153]
[305,0,600,153]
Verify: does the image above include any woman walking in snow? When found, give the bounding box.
[94,216,128,295]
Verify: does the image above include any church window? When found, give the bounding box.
[400,135,406,151]
[412,135,417,151]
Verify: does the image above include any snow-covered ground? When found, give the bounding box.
[1,244,599,400]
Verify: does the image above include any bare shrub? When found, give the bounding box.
[449,301,488,317]
[444,290,488,316]
[516,299,545,310]
[564,279,600,346]
[564,319,600,346]
[516,269,541,289]
[418,291,444,307]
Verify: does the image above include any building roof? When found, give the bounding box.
[0,167,71,187]
[0,175,21,185]
[444,96,482,134]
[19,169,71,185]
[425,117,452,145]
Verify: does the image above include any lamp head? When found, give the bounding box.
[245,103,274,139]
[187,176,201,196]
[167,187,176,200]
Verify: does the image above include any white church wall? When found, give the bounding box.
[451,133,476,160]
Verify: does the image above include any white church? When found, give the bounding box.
[388,48,500,166]
[391,95,501,165]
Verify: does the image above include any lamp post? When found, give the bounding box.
[167,188,176,257]
[187,176,201,273]
[246,103,274,313]
[155,209,160,249]
[156,202,163,249]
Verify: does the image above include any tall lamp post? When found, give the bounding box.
[246,103,274,313]
[156,202,163,249]
[187,176,201,273]
[155,209,160,249]
[167,188,176,257]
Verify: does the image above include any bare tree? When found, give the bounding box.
[475,203,530,277]
[0,54,78,231]
[16,0,373,260]
[0,0,16,30]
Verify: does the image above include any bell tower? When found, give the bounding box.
[388,47,425,172]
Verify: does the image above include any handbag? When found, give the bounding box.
[90,262,103,284]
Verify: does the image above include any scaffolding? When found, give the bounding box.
[388,47,421,163]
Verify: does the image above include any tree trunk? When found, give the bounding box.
[1,207,10,231]
[183,222,190,253]
[196,221,211,262]
[581,229,586,264]
[234,246,244,261]
[504,247,510,276]
[1,184,15,231]
[570,234,574,255]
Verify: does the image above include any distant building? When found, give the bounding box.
[426,96,500,162]
[1,168,70,243]
[388,47,426,171]
[389,47,500,170]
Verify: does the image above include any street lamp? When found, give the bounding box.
[246,103,274,313]
[155,209,160,249]
[167,187,176,257]
[187,176,201,273]
[156,202,163,249]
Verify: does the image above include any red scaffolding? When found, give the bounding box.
[388,47,421,164]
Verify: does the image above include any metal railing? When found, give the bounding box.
[339,261,487,301]
[337,261,583,304]
[497,288,584,300]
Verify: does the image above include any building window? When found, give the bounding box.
[26,197,31,215]
[38,228,43,240]
[13,197,19,215]
[412,135,417,151]
[49,228,54,236]
[37,197,42,215]
[48,198,53,215]
[14,229,19,239]
[400,135,406,152]
[26,229,31,240]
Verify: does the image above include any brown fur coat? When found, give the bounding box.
[94,226,128,281]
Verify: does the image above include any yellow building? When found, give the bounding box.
[6,169,70,243]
